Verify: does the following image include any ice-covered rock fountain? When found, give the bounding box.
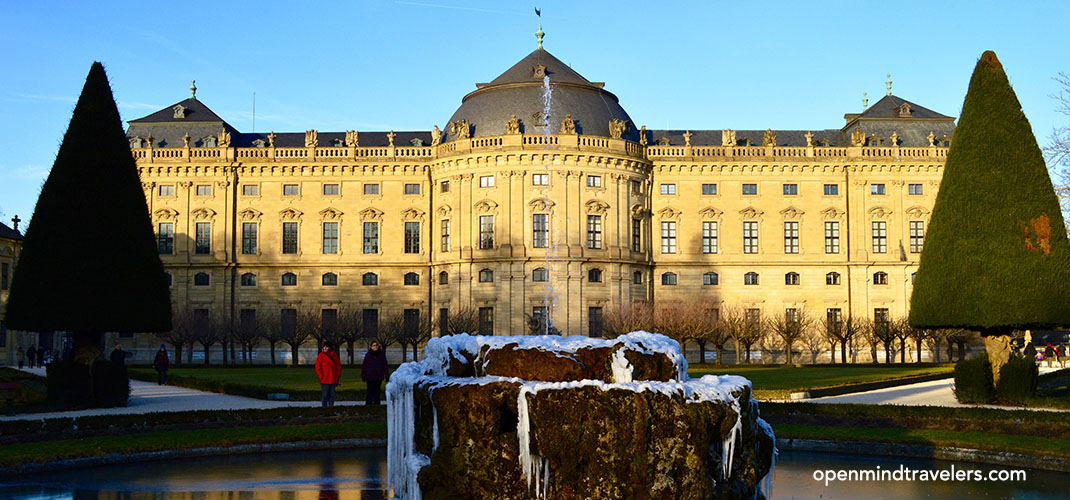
[387,332,775,499]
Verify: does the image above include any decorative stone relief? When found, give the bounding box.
[473,199,499,214]
[890,131,899,146]
[217,130,231,147]
[129,136,143,148]
[400,208,425,220]
[141,182,154,193]
[905,206,930,219]
[319,207,344,221]
[851,127,866,147]
[528,197,555,212]
[305,130,318,148]
[739,207,765,220]
[657,207,681,220]
[431,126,441,146]
[182,133,191,147]
[639,125,648,146]
[359,207,384,221]
[216,180,230,189]
[891,180,905,187]
[436,204,452,217]
[631,204,647,218]
[451,120,471,139]
[191,207,217,221]
[153,208,179,221]
[698,207,723,220]
[146,133,154,146]
[345,130,359,147]
[178,181,193,189]
[868,206,891,219]
[821,207,844,219]
[762,129,776,147]
[279,208,303,221]
[722,129,736,147]
[532,64,546,78]
[779,206,805,219]
[506,115,521,135]
[608,119,626,139]
[387,131,397,147]
[927,131,935,146]
[173,104,187,119]
[655,137,671,146]
[683,130,693,147]
[238,208,262,221]
[560,114,576,134]
[585,199,610,215]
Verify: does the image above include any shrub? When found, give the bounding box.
[45,360,92,409]
[995,355,1038,404]
[92,360,130,408]
[953,353,994,403]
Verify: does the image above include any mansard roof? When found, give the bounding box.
[852,94,954,121]
[0,221,23,241]
[129,98,229,124]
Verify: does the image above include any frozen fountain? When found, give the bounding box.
[387,332,775,499]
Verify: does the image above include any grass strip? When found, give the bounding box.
[0,420,386,467]
[773,424,1070,459]
[689,364,953,400]
[762,402,1070,425]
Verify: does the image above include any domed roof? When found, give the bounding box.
[444,48,637,142]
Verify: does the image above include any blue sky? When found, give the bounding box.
[2,0,1068,226]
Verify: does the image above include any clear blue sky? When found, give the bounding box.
[2,0,1068,226]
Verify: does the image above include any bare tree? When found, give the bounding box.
[1046,72,1070,233]
[336,307,364,365]
[757,328,780,364]
[947,328,977,361]
[192,310,224,365]
[278,308,314,366]
[310,307,344,351]
[653,300,710,357]
[924,328,950,363]
[231,314,262,364]
[397,310,434,361]
[603,301,653,339]
[259,311,286,365]
[443,306,481,336]
[799,325,827,364]
[157,308,198,366]
[525,312,562,336]
[768,308,812,365]
[380,312,406,360]
[820,314,863,364]
[702,305,732,365]
[724,307,764,364]
[899,318,928,364]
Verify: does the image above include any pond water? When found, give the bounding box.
[2,448,1067,500]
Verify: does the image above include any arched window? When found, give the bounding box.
[826,272,841,285]
[439,271,448,285]
[362,272,378,286]
[661,272,677,285]
[911,272,917,284]
[532,268,548,282]
[404,272,420,285]
[588,269,602,283]
[873,272,888,285]
[479,268,494,283]
[240,272,257,286]
[281,272,297,286]
[633,271,644,284]
[784,272,800,286]
[703,272,719,286]
[744,272,759,285]
[194,272,210,286]
[322,272,338,286]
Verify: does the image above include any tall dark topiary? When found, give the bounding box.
[910,51,1070,381]
[6,62,171,401]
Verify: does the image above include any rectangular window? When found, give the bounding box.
[783,221,799,254]
[240,309,256,330]
[874,308,890,325]
[824,222,840,254]
[283,222,298,254]
[1,263,7,290]
[196,184,211,196]
[742,183,758,195]
[743,221,759,254]
[364,183,380,195]
[158,222,174,255]
[478,307,494,335]
[405,222,421,253]
[533,214,549,248]
[872,221,887,253]
[479,175,495,188]
[702,183,717,195]
[280,308,297,337]
[403,309,419,338]
[362,309,379,339]
[908,183,923,195]
[586,175,602,188]
[441,219,451,252]
[532,173,548,186]
[479,216,494,249]
[631,180,642,194]
[586,215,602,249]
[660,221,677,254]
[632,219,642,252]
[283,184,299,196]
[826,308,842,327]
[871,183,886,195]
[532,306,547,328]
[909,221,925,253]
[439,308,449,336]
[441,180,450,193]
[322,222,338,254]
[363,222,379,254]
[702,221,718,254]
[159,185,175,196]
[242,184,258,196]
[404,183,420,195]
[745,308,761,326]
[323,183,339,195]
[322,309,339,336]
[195,222,211,254]
[783,183,798,195]
[241,223,257,254]
[588,307,604,338]
[660,183,676,195]
[823,184,839,196]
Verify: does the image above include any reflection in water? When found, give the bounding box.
[2,448,1067,500]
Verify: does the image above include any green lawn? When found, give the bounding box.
[688,364,954,399]
[129,365,397,400]
[775,424,1070,459]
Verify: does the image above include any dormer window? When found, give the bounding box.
[533,64,546,78]
[129,137,143,149]
[897,103,912,117]
[736,138,751,146]
[203,136,217,148]
[410,138,424,146]
[173,104,187,119]
[655,137,671,146]
[331,138,345,147]
[251,139,266,148]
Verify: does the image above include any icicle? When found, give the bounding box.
[432,403,439,453]
[610,348,633,383]
[517,385,534,488]
[721,398,742,480]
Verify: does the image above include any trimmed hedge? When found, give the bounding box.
[995,355,1038,404]
[953,354,994,403]
[45,360,129,409]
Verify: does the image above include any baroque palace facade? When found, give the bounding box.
[119,46,954,359]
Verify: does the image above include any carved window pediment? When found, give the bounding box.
[821,207,844,220]
[436,204,452,217]
[739,207,765,220]
[779,206,805,219]
[239,208,262,221]
[868,206,892,219]
[153,208,179,221]
[191,207,217,221]
[631,204,647,218]
[474,199,499,214]
[279,208,304,221]
[528,197,555,212]
[401,208,426,220]
[698,207,723,220]
[359,207,384,221]
[905,206,931,219]
[0,245,12,257]
[319,207,344,221]
[585,199,610,215]
[657,207,681,220]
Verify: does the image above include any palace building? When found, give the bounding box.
[117,43,954,361]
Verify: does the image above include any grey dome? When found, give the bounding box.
[445,49,637,142]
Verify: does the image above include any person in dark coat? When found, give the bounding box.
[361,341,388,405]
[315,343,342,407]
[16,347,24,369]
[1024,342,1037,363]
[153,345,170,385]
[26,346,37,369]
[1045,344,1056,367]
[109,344,127,365]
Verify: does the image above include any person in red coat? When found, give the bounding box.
[315,343,342,407]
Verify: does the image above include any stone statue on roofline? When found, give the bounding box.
[722,129,736,147]
[305,129,318,148]
[431,125,441,146]
[762,129,776,147]
[560,114,576,134]
[608,119,626,139]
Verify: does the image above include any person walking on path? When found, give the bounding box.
[110,344,127,365]
[1058,344,1067,369]
[1045,344,1056,368]
[153,345,169,385]
[315,343,342,407]
[26,346,37,369]
[361,341,388,405]
[16,347,24,369]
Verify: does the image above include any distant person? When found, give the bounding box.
[26,346,37,369]
[1058,344,1067,369]
[1024,342,1037,364]
[16,347,25,369]
[41,348,53,366]
[316,343,342,407]
[1045,344,1056,368]
[361,341,388,406]
[109,344,127,365]
[153,345,170,385]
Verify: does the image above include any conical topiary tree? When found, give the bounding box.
[910,51,1070,382]
[6,62,171,397]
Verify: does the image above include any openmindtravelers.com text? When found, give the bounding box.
[813,464,1026,486]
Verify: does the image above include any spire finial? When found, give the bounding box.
[535,7,544,49]
[863,91,869,111]
[11,214,20,232]
[886,73,892,96]
[190,80,197,99]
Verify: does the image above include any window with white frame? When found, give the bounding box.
[743,221,759,254]
[479,215,494,249]
[826,272,841,285]
[783,221,799,254]
[586,215,602,249]
[533,214,548,248]
[532,173,548,186]
[872,221,887,253]
[479,175,495,188]
[661,221,677,254]
[744,272,759,285]
[586,175,602,188]
[702,221,718,254]
[660,183,676,195]
[909,221,924,253]
[825,222,840,254]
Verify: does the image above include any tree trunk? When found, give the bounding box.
[841,342,848,364]
[187,344,193,364]
[884,342,892,364]
[203,343,211,365]
[269,343,276,365]
[412,343,419,361]
[983,334,1013,385]
[900,340,907,363]
[917,339,924,363]
[400,342,409,362]
[173,344,183,366]
[347,341,355,365]
[957,341,966,361]
[696,340,707,364]
[291,344,300,366]
[715,346,724,365]
[784,341,793,365]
